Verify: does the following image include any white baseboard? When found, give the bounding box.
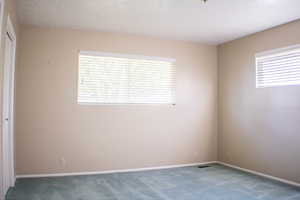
[16,161,217,179]
[218,161,300,187]
[16,161,300,188]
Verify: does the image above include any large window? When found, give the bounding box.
[256,44,300,88]
[78,51,176,104]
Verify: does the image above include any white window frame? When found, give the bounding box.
[78,51,176,106]
[255,44,300,88]
[80,51,176,63]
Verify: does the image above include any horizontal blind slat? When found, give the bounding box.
[256,46,300,88]
[78,53,176,104]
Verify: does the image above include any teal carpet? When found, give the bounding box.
[6,165,300,200]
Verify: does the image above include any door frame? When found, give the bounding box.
[1,15,16,200]
[0,0,5,199]
[0,0,4,38]
[6,14,17,187]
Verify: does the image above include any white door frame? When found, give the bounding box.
[1,15,16,200]
[0,0,6,199]
[0,0,4,38]
[6,14,17,186]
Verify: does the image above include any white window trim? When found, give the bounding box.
[78,102,176,106]
[78,51,176,105]
[255,44,300,88]
[79,51,176,63]
[255,44,300,58]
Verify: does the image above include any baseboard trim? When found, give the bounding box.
[16,161,217,179]
[218,161,300,187]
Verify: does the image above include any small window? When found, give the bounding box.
[78,51,176,104]
[256,44,300,88]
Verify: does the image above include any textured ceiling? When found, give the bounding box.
[17,0,300,44]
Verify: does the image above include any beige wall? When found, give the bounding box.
[15,25,218,175]
[13,13,300,184]
[218,20,300,183]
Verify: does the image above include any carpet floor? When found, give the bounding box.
[6,164,300,200]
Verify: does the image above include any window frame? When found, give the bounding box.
[255,44,300,88]
[77,51,176,106]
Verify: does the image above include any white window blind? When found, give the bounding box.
[78,51,176,104]
[256,44,300,88]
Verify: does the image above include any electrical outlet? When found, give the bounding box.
[60,157,66,168]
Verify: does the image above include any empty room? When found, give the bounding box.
[0,0,300,199]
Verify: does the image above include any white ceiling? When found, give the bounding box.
[17,0,300,45]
